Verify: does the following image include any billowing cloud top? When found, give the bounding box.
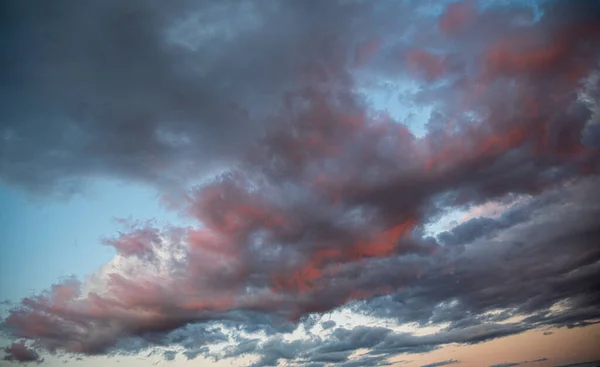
[1,0,600,365]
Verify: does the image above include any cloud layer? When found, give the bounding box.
[1,0,600,365]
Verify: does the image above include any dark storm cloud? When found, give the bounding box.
[0,0,406,196]
[2,0,600,365]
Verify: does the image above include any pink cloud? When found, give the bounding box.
[3,0,600,360]
[3,341,42,363]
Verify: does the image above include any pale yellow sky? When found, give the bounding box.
[391,323,600,367]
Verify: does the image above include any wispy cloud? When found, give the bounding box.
[422,359,461,367]
[554,360,600,367]
[490,357,548,367]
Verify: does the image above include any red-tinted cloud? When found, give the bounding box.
[3,0,600,360]
[3,341,41,363]
[102,223,161,257]
[406,50,448,81]
[439,1,476,34]
[355,37,381,66]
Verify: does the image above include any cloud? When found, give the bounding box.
[490,358,548,367]
[321,320,336,330]
[2,341,43,363]
[554,361,600,367]
[163,350,177,361]
[422,359,461,367]
[0,0,407,198]
[358,177,600,329]
[205,322,527,367]
[2,0,600,365]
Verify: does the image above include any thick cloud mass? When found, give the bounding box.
[2,0,600,365]
[0,0,390,195]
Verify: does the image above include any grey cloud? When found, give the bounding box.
[421,359,460,367]
[2,0,600,365]
[182,347,210,361]
[0,0,402,197]
[490,359,548,367]
[207,326,393,367]
[553,360,600,367]
[317,326,391,354]
[247,336,318,367]
[338,354,394,367]
[165,324,229,351]
[358,176,600,330]
[311,351,354,363]
[214,322,528,367]
[217,337,260,360]
[163,350,177,361]
[374,323,530,356]
[321,320,336,330]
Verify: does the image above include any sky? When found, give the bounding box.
[1,0,600,366]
